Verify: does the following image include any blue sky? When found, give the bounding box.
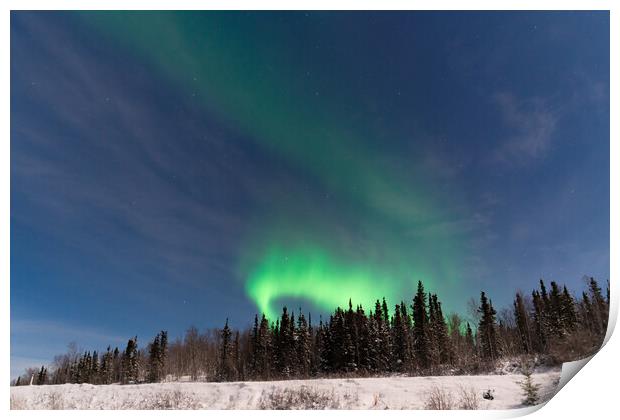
[10,11,609,378]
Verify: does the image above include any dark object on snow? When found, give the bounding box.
[483,389,495,400]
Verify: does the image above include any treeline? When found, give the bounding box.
[13,332,168,386]
[12,277,609,385]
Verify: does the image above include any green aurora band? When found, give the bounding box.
[246,246,405,321]
[78,12,467,319]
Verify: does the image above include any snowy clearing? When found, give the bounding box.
[10,368,561,410]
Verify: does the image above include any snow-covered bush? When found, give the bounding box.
[126,390,201,409]
[259,385,344,409]
[424,386,454,410]
[457,384,479,410]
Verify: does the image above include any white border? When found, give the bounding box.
[3,2,617,420]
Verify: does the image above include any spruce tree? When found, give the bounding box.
[218,319,233,381]
[271,319,280,377]
[148,333,161,383]
[250,314,259,375]
[518,361,540,406]
[296,312,311,377]
[159,330,168,380]
[428,296,440,367]
[560,286,577,333]
[343,300,358,372]
[288,311,297,375]
[373,300,390,371]
[233,331,241,380]
[37,365,47,385]
[256,314,271,379]
[101,346,112,384]
[121,337,139,384]
[465,322,475,354]
[330,307,349,372]
[548,281,564,338]
[391,304,405,371]
[580,291,594,333]
[430,294,451,365]
[514,292,532,354]
[381,298,390,325]
[531,291,548,353]
[355,305,371,372]
[589,277,608,335]
[91,350,99,384]
[412,280,431,370]
[112,347,120,383]
[317,317,332,374]
[477,292,500,362]
[539,279,550,312]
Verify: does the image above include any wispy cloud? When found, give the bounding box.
[10,14,264,291]
[491,92,558,165]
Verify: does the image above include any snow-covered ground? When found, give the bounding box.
[10,369,561,410]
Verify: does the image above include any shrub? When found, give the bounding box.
[424,386,454,410]
[457,384,479,410]
[122,390,201,409]
[259,385,343,409]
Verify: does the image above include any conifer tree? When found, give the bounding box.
[271,319,280,377]
[101,346,112,384]
[548,281,564,338]
[159,330,168,379]
[317,317,332,374]
[296,312,311,377]
[255,314,271,379]
[539,279,550,312]
[580,291,594,332]
[233,331,241,380]
[465,322,475,353]
[91,350,99,384]
[373,300,390,371]
[428,296,440,367]
[330,307,349,371]
[589,277,608,335]
[112,347,120,383]
[356,305,371,372]
[276,307,295,377]
[250,314,259,375]
[121,336,139,384]
[518,361,540,406]
[561,286,577,333]
[606,279,610,307]
[381,298,390,325]
[217,319,233,381]
[343,300,358,372]
[478,292,500,361]
[531,291,548,353]
[391,303,411,371]
[514,292,532,354]
[431,294,451,365]
[37,365,47,385]
[412,280,430,370]
[148,333,161,383]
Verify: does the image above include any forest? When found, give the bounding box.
[12,277,609,386]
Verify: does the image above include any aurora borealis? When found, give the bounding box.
[11,11,609,377]
[81,12,464,319]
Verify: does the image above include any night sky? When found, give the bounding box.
[10,11,609,377]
